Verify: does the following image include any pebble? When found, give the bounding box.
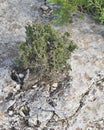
[16,84,21,91]
[32,84,37,88]
[52,83,58,88]
[40,5,49,11]
[8,110,13,116]
[19,73,24,79]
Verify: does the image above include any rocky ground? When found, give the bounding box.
[0,0,104,130]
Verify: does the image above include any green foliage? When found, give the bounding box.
[48,0,84,25]
[19,22,76,79]
[83,0,104,24]
[47,0,104,24]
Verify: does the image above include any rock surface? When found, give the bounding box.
[0,0,104,130]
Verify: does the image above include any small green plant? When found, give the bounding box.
[47,0,104,25]
[48,0,84,25]
[18,22,76,81]
[83,0,104,24]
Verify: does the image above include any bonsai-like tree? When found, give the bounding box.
[18,22,76,83]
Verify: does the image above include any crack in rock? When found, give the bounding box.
[68,77,104,124]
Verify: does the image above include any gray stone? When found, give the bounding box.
[40,5,49,11]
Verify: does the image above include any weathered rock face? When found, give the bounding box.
[0,0,104,130]
[64,15,104,129]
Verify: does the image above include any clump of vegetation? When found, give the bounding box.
[18,22,76,81]
[83,0,104,24]
[48,0,84,25]
[47,0,104,25]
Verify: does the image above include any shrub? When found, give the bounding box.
[47,0,104,25]
[18,22,76,81]
[83,0,104,24]
[47,0,84,25]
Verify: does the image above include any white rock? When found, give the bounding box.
[18,73,24,78]
[8,110,13,116]
[52,83,58,88]
[16,84,21,90]
[51,82,58,91]
[32,84,37,88]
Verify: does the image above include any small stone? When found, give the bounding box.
[8,110,13,116]
[13,88,17,92]
[52,83,58,88]
[18,73,24,79]
[42,14,46,17]
[15,84,21,90]
[51,83,58,91]
[32,84,37,88]
[40,5,49,11]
